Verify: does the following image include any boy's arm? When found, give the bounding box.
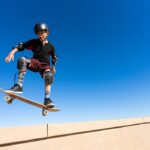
[50,44,58,74]
[51,59,57,74]
[5,48,18,63]
[5,41,28,63]
[51,55,57,74]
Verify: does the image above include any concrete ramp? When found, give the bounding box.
[0,117,150,150]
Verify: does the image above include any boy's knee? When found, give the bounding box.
[44,71,53,84]
[17,57,28,70]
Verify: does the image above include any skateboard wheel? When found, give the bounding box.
[4,96,11,101]
[4,96,13,104]
[42,109,48,116]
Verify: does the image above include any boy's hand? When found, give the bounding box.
[5,48,18,63]
[5,54,14,62]
[52,66,56,74]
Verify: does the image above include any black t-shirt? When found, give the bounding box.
[17,39,57,65]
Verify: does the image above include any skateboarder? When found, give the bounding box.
[5,23,58,108]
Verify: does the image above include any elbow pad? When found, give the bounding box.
[15,43,25,51]
[52,55,58,66]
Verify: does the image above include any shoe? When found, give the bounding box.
[44,98,55,108]
[6,84,23,94]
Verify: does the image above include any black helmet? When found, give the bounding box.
[34,23,49,34]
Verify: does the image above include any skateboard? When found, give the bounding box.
[0,88,60,116]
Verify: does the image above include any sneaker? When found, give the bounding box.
[44,98,55,108]
[6,84,23,94]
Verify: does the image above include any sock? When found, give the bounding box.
[17,71,26,87]
[45,91,50,99]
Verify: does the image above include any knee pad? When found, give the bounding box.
[44,71,53,84]
[17,57,28,71]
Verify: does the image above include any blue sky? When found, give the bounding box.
[1,0,150,127]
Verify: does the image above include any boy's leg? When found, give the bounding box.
[43,70,55,108]
[7,57,30,93]
[45,84,51,98]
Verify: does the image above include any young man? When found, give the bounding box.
[5,23,58,108]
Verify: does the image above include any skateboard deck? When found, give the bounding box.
[0,88,60,116]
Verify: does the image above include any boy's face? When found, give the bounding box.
[37,31,48,42]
